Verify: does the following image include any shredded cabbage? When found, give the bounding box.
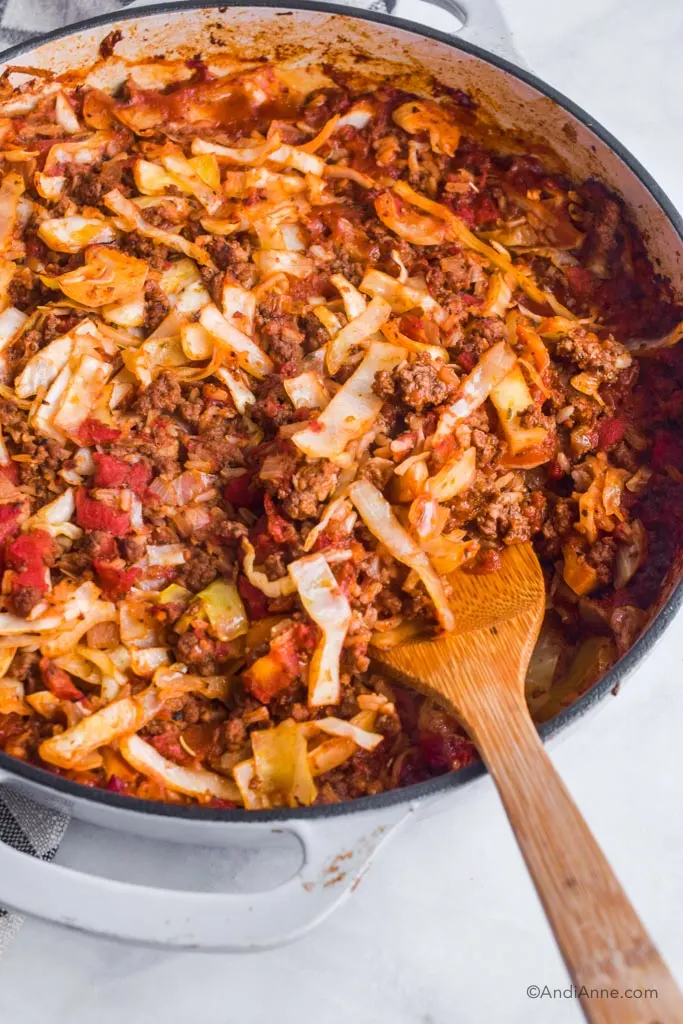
[433,341,517,443]
[120,733,241,802]
[348,479,454,631]
[250,718,317,806]
[288,553,352,707]
[293,341,405,460]
[325,296,392,375]
[37,216,115,254]
[199,302,273,379]
[242,538,296,598]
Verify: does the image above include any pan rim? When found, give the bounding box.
[0,0,681,824]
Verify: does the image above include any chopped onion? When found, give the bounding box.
[348,479,454,631]
[288,553,352,707]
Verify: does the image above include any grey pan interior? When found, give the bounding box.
[0,1,682,824]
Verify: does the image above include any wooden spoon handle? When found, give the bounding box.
[460,682,683,1024]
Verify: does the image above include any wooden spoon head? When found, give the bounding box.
[372,542,546,713]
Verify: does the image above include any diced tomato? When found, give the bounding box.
[93,559,141,598]
[596,416,626,451]
[223,473,262,509]
[181,722,218,759]
[238,575,269,619]
[105,775,127,794]
[210,798,238,809]
[0,462,18,485]
[448,195,476,228]
[93,453,152,496]
[39,657,85,701]
[75,419,122,445]
[148,730,190,764]
[75,488,130,537]
[467,549,502,575]
[565,266,596,303]
[652,430,683,470]
[456,351,477,372]
[473,193,499,226]
[6,529,57,594]
[242,624,314,704]
[398,313,440,346]
[0,504,22,543]
[419,731,477,773]
[264,494,297,545]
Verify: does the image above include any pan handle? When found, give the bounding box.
[0,774,414,951]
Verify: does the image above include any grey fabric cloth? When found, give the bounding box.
[0,786,69,952]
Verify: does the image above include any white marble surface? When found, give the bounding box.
[2,1,683,1021]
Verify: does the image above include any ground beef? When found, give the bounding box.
[374,354,455,411]
[475,487,546,545]
[119,234,170,270]
[142,280,170,333]
[12,586,43,618]
[555,328,631,384]
[175,549,219,592]
[205,237,254,286]
[257,308,305,371]
[281,460,339,520]
[251,376,297,429]
[580,183,622,279]
[70,159,126,206]
[586,536,617,585]
[176,627,222,673]
[135,372,182,415]
[199,265,225,306]
[185,423,242,470]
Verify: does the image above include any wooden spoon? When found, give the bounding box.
[373,542,683,1024]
